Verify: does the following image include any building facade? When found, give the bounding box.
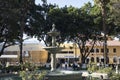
[0,43,48,66]
[58,41,120,64]
[1,40,120,66]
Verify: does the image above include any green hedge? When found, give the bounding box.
[5,66,21,72]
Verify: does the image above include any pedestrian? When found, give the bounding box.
[100,75,103,80]
[65,61,68,69]
[73,62,75,70]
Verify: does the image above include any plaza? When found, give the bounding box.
[0,0,120,80]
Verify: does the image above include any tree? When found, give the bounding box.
[26,1,116,64]
[28,2,102,63]
[27,0,56,63]
[0,0,20,56]
[91,0,117,36]
[94,0,117,66]
[110,0,120,26]
[17,0,39,63]
[0,0,37,63]
[109,0,120,38]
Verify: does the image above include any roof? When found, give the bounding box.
[86,40,120,46]
[0,55,18,58]
[60,40,120,47]
[107,40,120,46]
[4,43,46,51]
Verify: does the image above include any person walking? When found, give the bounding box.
[65,61,68,69]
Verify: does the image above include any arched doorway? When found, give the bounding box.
[113,57,117,63]
[106,57,109,64]
[96,57,99,63]
[101,57,104,63]
[91,57,94,62]
[119,58,120,64]
[86,58,90,64]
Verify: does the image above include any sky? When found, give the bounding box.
[35,0,94,8]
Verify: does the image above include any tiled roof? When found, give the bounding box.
[60,40,120,47]
[86,40,120,46]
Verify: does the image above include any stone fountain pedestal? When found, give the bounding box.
[44,47,63,71]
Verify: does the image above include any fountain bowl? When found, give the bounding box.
[43,47,64,53]
[45,70,82,80]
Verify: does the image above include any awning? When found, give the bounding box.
[0,55,18,58]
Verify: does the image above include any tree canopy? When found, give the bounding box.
[0,0,21,55]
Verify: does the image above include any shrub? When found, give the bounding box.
[87,63,98,72]
[97,67,112,74]
[6,66,21,71]
[110,72,120,80]
[0,65,2,69]
[19,70,47,80]
[20,62,37,71]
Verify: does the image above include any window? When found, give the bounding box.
[86,58,89,64]
[91,57,94,62]
[101,48,109,53]
[96,49,99,53]
[69,51,73,54]
[101,48,104,52]
[101,58,104,63]
[107,48,109,53]
[96,57,99,62]
[106,57,109,63]
[113,48,116,53]
[59,51,68,54]
[113,57,117,63]
[90,49,94,53]
[59,51,73,54]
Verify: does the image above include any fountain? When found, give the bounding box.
[44,24,62,71]
[44,24,82,80]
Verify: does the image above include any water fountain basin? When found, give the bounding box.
[45,70,82,80]
[44,47,64,53]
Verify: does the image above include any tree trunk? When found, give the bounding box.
[100,1,108,65]
[81,56,86,64]
[0,40,7,56]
